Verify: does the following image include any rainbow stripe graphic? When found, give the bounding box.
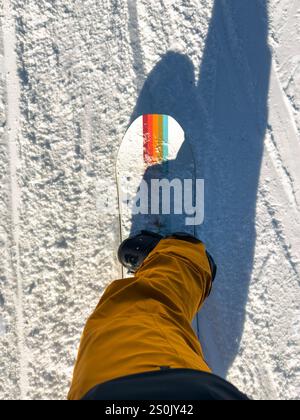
[143,114,169,165]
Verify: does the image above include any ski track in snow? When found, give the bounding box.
[0,0,299,400]
[127,0,146,92]
[1,0,28,399]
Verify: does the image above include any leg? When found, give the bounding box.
[68,238,213,400]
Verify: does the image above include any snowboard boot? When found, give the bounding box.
[118,231,217,282]
[118,231,164,273]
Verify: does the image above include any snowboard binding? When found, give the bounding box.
[118,231,217,282]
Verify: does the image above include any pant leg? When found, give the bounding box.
[68,238,213,400]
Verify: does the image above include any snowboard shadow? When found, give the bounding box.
[128,0,271,378]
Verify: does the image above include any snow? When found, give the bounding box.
[0,0,299,400]
[0,313,6,337]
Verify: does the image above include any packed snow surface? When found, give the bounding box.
[0,0,300,400]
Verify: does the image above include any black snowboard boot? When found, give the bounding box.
[118,231,164,273]
[118,231,217,281]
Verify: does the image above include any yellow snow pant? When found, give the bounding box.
[68,238,213,400]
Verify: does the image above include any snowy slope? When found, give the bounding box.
[0,0,299,400]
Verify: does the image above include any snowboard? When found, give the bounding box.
[116,114,198,242]
[116,114,200,336]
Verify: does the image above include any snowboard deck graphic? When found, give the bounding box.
[116,114,200,336]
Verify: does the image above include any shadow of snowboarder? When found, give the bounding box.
[128,0,271,378]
